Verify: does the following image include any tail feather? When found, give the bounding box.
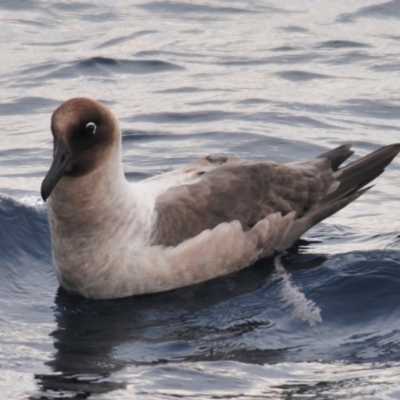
[256,143,399,253]
[311,186,373,225]
[323,143,400,204]
[279,186,373,250]
[316,144,354,171]
[261,143,399,253]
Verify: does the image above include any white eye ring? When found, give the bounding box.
[85,122,97,134]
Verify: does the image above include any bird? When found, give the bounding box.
[41,97,400,299]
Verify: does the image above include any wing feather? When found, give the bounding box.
[151,160,329,247]
[150,143,400,248]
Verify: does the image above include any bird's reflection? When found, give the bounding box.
[34,240,326,399]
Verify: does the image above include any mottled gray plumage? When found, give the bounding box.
[151,144,400,247]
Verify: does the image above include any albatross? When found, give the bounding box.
[41,98,400,299]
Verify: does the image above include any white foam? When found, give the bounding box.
[19,195,45,208]
[274,256,322,327]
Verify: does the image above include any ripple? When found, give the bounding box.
[108,361,400,400]
[128,110,240,124]
[155,86,229,94]
[343,98,400,120]
[220,53,319,66]
[338,0,400,22]
[0,0,38,10]
[6,57,184,85]
[0,97,58,116]
[276,70,333,81]
[66,57,184,77]
[137,1,257,15]
[316,40,371,49]
[94,30,158,49]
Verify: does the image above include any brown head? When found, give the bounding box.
[41,98,120,201]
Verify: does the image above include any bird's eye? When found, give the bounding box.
[85,122,97,135]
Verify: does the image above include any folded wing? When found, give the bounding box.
[151,144,400,247]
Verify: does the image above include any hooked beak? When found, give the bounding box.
[41,140,72,202]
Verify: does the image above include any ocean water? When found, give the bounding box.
[1,1,400,399]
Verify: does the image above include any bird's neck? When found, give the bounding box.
[48,157,129,232]
[46,154,159,297]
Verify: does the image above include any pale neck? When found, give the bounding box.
[48,148,129,230]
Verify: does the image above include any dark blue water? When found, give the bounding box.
[1,1,400,399]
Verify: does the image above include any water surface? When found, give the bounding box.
[1,1,400,399]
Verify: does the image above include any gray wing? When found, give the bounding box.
[151,144,400,247]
